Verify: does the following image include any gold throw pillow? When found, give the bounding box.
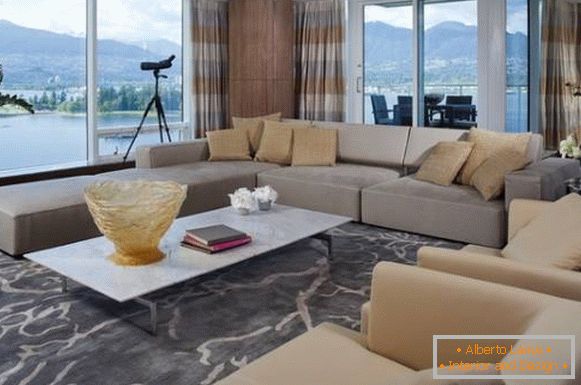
[471,149,529,201]
[207,129,251,161]
[292,127,338,166]
[415,141,474,186]
[232,112,282,154]
[254,121,300,164]
[457,128,532,186]
[502,193,581,271]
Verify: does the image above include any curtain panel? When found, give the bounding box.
[295,0,346,122]
[192,0,228,138]
[541,0,581,149]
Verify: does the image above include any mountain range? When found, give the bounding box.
[0,20,182,88]
[0,19,527,89]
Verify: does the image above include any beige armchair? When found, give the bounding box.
[216,262,580,385]
[418,199,581,302]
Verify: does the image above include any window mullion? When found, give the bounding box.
[87,0,99,162]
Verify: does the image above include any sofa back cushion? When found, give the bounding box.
[403,127,468,170]
[311,120,410,167]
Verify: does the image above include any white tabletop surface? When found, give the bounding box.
[25,205,351,302]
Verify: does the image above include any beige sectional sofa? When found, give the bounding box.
[0,120,578,256]
[215,262,581,385]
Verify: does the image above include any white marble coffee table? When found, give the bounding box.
[25,205,351,334]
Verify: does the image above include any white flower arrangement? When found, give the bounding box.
[253,185,278,203]
[559,135,581,159]
[228,187,256,215]
[253,185,278,211]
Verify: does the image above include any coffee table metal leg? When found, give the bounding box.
[135,297,158,335]
[313,233,333,258]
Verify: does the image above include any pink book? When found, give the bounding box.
[182,235,252,253]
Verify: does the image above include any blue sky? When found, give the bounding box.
[0,0,182,43]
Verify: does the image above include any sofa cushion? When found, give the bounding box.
[311,121,410,168]
[457,129,532,186]
[471,148,529,201]
[415,141,474,186]
[502,193,581,270]
[0,176,101,255]
[214,323,414,385]
[233,112,281,153]
[292,126,338,166]
[255,121,309,164]
[403,127,468,169]
[362,176,506,247]
[101,161,280,216]
[257,163,401,220]
[207,129,252,161]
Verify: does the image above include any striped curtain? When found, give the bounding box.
[192,0,228,138]
[295,0,345,122]
[541,0,581,149]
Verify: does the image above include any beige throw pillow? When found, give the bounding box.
[501,193,581,270]
[207,129,251,161]
[415,141,474,186]
[232,112,282,154]
[292,127,338,166]
[254,121,302,164]
[457,129,532,186]
[471,149,529,201]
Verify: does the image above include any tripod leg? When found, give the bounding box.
[123,97,156,162]
[156,97,173,143]
[154,97,165,143]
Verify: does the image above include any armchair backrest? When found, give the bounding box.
[445,95,472,105]
[507,199,551,241]
[366,262,556,370]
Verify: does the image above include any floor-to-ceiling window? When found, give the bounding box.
[0,1,87,172]
[506,0,529,132]
[422,0,478,129]
[96,0,184,157]
[0,0,187,175]
[364,2,413,125]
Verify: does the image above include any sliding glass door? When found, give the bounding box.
[364,2,413,125]
[422,0,478,129]
[350,0,531,133]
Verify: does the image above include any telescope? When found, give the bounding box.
[140,55,176,71]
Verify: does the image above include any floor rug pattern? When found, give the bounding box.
[0,223,461,385]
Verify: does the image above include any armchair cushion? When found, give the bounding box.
[502,193,581,270]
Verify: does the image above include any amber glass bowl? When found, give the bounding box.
[85,180,187,266]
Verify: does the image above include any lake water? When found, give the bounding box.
[0,112,182,172]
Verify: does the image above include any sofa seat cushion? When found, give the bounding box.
[362,176,506,247]
[0,176,101,255]
[257,163,401,220]
[215,323,414,385]
[101,161,280,216]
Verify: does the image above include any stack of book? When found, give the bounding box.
[181,225,251,254]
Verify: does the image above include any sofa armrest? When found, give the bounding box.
[366,262,551,370]
[508,199,551,240]
[418,246,581,302]
[135,139,209,168]
[504,157,580,209]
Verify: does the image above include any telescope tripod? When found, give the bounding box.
[123,69,172,162]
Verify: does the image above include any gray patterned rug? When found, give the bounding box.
[0,223,461,385]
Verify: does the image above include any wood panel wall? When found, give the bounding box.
[228,0,295,123]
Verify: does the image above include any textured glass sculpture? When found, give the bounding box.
[85,180,187,266]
